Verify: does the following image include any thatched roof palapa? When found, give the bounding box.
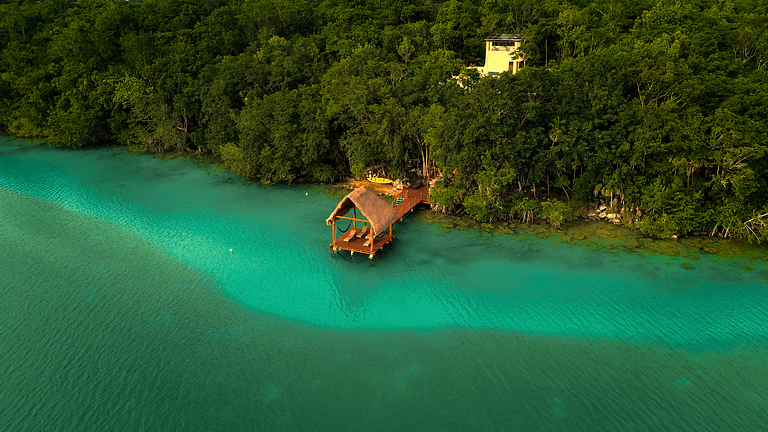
[326,187,397,235]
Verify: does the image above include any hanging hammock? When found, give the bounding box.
[336,219,353,233]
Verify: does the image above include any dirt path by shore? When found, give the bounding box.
[337,177,396,197]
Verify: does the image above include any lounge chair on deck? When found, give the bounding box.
[355,226,371,238]
[343,229,357,242]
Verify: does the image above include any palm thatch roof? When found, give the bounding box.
[326,187,397,235]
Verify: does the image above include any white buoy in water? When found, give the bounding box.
[306,192,308,196]
[229,249,233,252]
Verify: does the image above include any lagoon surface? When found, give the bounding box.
[2,137,767,431]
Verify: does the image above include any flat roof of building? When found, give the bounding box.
[485,34,525,41]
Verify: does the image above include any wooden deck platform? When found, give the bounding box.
[329,185,430,259]
[330,230,395,256]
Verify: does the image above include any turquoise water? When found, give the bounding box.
[2,137,767,431]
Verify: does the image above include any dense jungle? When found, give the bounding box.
[1,0,767,241]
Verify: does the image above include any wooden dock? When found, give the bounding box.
[392,185,430,220]
[327,185,430,259]
[330,230,395,255]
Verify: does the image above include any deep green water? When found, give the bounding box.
[1,137,767,431]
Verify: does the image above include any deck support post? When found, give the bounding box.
[369,229,374,255]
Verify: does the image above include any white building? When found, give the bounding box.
[472,34,525,77]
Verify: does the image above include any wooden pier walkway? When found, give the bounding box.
[327,185,430,259]
[392,185,430,220]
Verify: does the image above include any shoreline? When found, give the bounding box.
[93,145,768,262]
[313,178,768,262]
[413,212,768,262]
[4,137,767,261]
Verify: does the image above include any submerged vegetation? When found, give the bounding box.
[1,0,767,241]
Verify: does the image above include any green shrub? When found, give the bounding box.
[540,199,574,228]
[218,142,257,179]
[509,196,541,223]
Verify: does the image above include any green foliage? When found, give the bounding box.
[462,152,516,222]
[311,164,336,183]
[237,86,331,184]
[217,142,257,179]
[509,195,541,223]
[1,0,768,238]
[540,199,573,228]
[740,207,768,243]
[429,180,465,213]
[637,180,706,238]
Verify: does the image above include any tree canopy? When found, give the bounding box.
[2,0,767,241]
